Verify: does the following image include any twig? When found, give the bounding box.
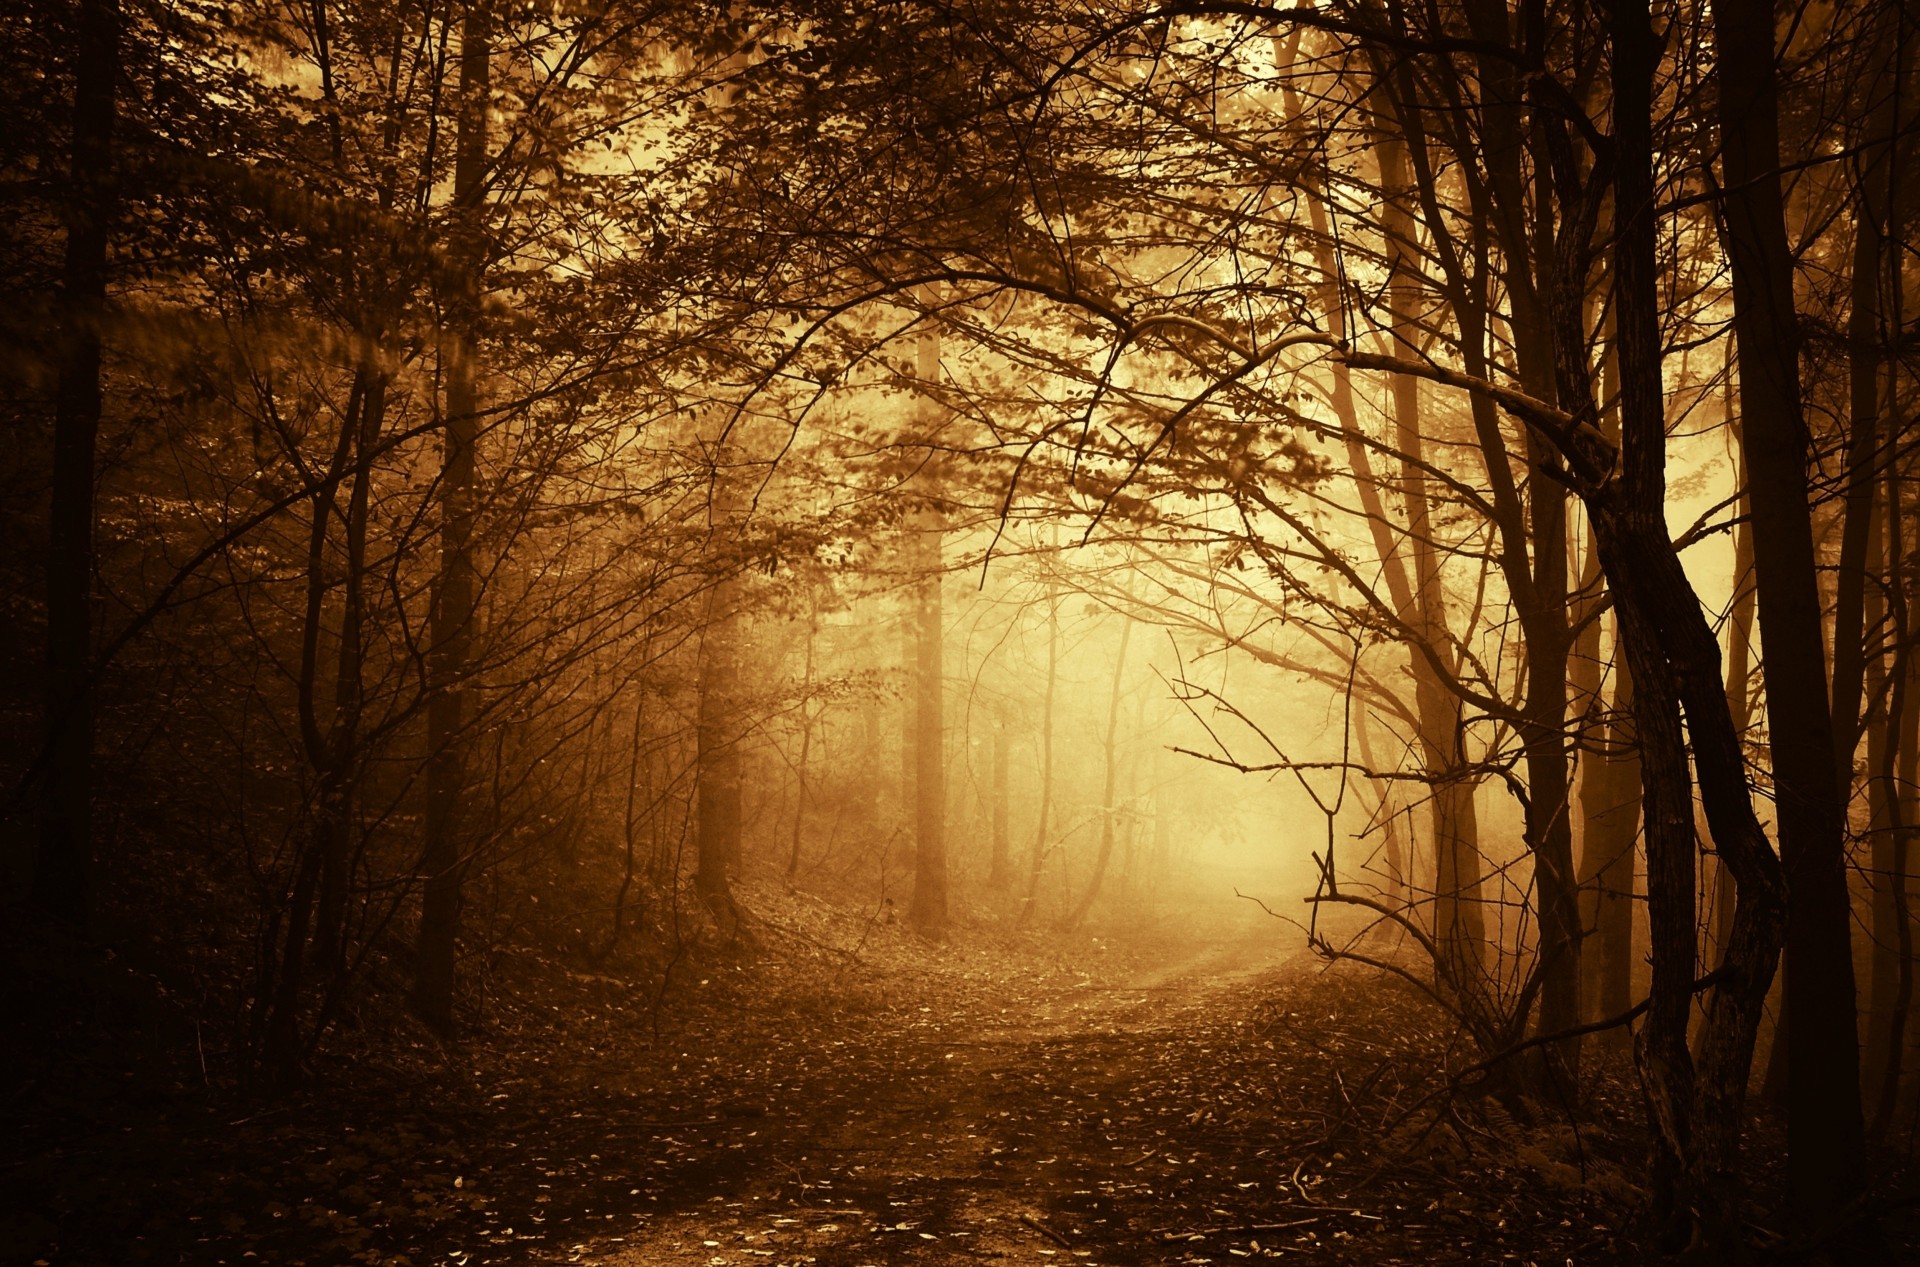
[1018,1214,1073,1248]
[1161,1215,1329,1240]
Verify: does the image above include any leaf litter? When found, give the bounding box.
[4,883,1668,1265]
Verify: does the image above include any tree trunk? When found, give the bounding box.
[1352,705,1403,899]
[1455,13,1581,1062]
[1712,0,1865,1233]
[1577,627,1641,1042]
[1065,616,1132,930]
[695,573,742,928]
[1717,437,1755,961]
[36,0,120,924]
[1870,337,1914,1137]
[786,605,816,879]
[906,323,947,938]
[1872,597,1917,1138]
[1370,127,1487,999]
[1285,56,1479,988]
[905,507,946,936]
[1019,576,1059,927]
[1589,2,1788,1248]
[988,702,1010,889]
[415,5,489,1029]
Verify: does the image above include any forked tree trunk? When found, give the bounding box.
[1370,45,1574,1043]
[263,358,384,1082]
[1283,55,1481,996]
[1592,2,1787,1249]
[1371,127,1487,1001]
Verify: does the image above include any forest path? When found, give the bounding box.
[484,922,1444,1267]
[3,899,1632,1266]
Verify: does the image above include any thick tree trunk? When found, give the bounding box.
[1589,2,1787,1249]
[1577,631,1641,1042]
[1712,0,1866,1233]
[36,0,120,924]
[415,6,489,1029]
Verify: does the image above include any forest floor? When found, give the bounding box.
[7,881,1908,1267]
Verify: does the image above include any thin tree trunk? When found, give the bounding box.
[1717,436,1755,961]
[261,354,383,1082]
[695,574,742,928]
[36,0,120,924]
[786,605,816,880]
[1871,252,1914,1137]
[1065,616,1133,930]
[1873,581,1917,1138]
[1284,54,1479,989]
[1371,127,1486,996]
[1713,0,1866,1232]
[313,371,384,983]
[906,322,947,938]
[415,6,489,1029]
[595,692,649,961]
[1352,706,1402,899]
[1019,576,1059,927]
[988,701,1010,889]
[1865,495,1897,1112]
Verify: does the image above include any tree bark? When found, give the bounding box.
[695,572,742,928]
[36,0,120,924]
[906,323,947,938]
[786,604,816,879]
[1371,127,1487,997]
[1712,0,1865,1232]
[1588,1,1787,1248]
[1065,616,1132,930]
[415,2,489,1029]
[988,702,1010,889]
[1870,293,1914,1138]
[1577,626,1641,1042]
[1284,51,1482,991]
[1716,438,1756,961]
[1019,574,1059,927]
